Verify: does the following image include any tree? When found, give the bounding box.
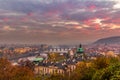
[0,58,15,80]
[92,63,120,80]
[48,53,65,62]
[66,62,95,80]
[110,71,120,80]
[12,66,34,80]
[92,57,110,70]
[0,58,34,80]
[45,74,64,80]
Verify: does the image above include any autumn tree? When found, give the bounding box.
[48,53,65,62]
[0,58,16,80]
[66,62,95,80]
[44,74,64,80]
[92,63,120,80]
[0,58,34,80]
[12,66,34,80]
[92,57,110,70]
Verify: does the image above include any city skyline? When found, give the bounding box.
[0,0,120,45]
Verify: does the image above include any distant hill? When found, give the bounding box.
[94,36,120,44]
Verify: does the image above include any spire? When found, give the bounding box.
[79,44,82,48]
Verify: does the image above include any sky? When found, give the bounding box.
[0,0,120,45]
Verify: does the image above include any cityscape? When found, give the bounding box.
[0,0,120,80]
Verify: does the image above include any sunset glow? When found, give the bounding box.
[0,0,119,44]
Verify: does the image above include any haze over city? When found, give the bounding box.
[0,0,120,45]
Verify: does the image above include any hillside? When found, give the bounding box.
[94,36,120,44]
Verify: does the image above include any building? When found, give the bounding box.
[76,44,86,60]
[34,59,77,75]
[34,62,66,75]
[44,48,71,53]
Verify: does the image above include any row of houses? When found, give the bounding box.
[34,58,81,75]
[44,48,73,53]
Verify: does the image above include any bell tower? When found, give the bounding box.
[76,44,86,60]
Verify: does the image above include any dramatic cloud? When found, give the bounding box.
[0,0,119,44]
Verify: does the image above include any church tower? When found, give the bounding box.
[76,44,86,60]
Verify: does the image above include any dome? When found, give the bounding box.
[77,48,84,54]
[76,44,84,54]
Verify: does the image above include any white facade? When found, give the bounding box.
[44,48,71,53]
